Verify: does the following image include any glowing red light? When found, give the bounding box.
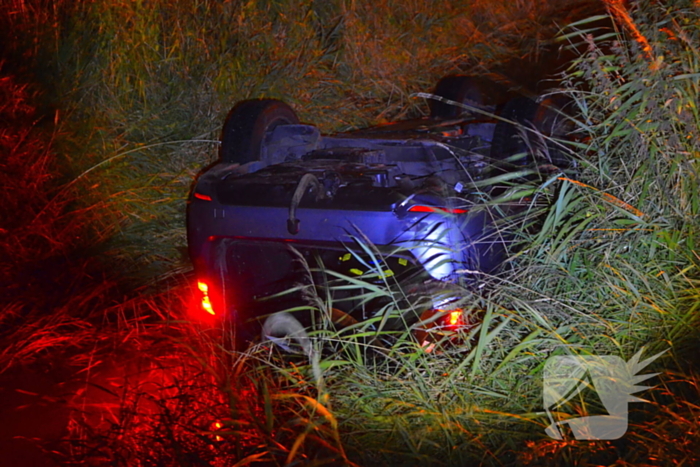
[194,192,212,201]
[197,281,216,316]
[434,308,464,328]
[408,205,468,214]
[211,421,224,442]
[447,309,462,326]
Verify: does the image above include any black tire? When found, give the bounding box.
[530,94,577,167]
[429,75,506,119]
[490,94,574,167]
[220,99,299,164]
[490,96,539,166]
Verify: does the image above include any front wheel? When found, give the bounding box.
[220,99,299,164]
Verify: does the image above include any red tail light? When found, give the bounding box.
[416,307,468,353]
[198,281,216,315]
[447,309,462,326]
[192,280,218,321]
[194,192,212,201]
[434,308,465,329]
[408,205,468,214]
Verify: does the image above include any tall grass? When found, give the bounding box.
[251,1,700,464]
[0,0,598,281]
[3,0,700,465]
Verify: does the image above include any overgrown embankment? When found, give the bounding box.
[1,0,699,465]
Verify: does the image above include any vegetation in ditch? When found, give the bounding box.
[1,0,699,465]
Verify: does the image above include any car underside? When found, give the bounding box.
[186,75,575,349]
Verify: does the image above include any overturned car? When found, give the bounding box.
[186,76,574,348]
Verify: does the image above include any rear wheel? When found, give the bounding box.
[530,94,577,167]
[490,93,575,167]
[490,96,538,166]
[220,99,299,164]
[429,75,506,119]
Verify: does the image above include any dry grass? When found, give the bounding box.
[2,0,700,465]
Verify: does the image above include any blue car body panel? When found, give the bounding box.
[187,115,521,329]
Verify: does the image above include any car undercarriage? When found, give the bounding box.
[187,75,575,349]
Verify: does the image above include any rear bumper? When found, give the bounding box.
[187,196,505,283]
